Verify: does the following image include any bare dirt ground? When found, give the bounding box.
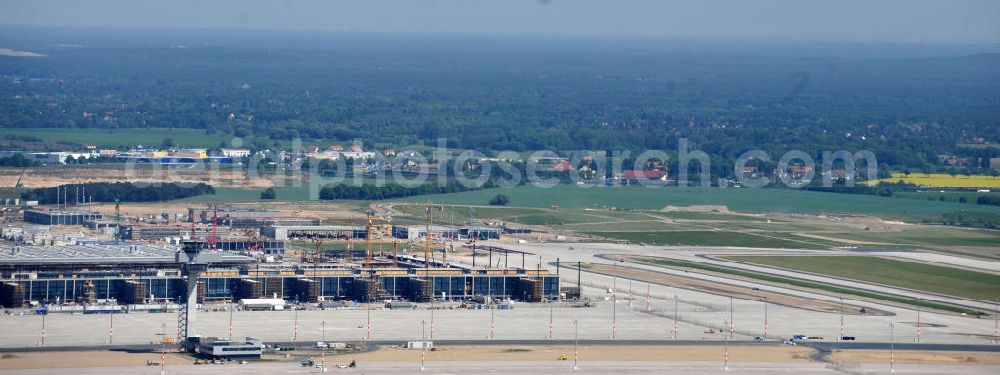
[0,351,190,370]
[0,167,279,188]
[792,232,893,245]
[0,345,814,370]
[5,346,1000,371]
[661,205,732,213]
[584,262,881,316]
[84,200,364,223]
[827,350,1000,365]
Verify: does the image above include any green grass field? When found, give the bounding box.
[634,257,983,315]
[394,185,1000,219]
[819,228,1000,249]
[722,255,1000,300]
[585,230,833,248]
[388,199,1000,253]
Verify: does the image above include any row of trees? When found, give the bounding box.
[318,181,491,201]
[21,182,215,203]
[0,154,39,167]
[977,196,1000,206]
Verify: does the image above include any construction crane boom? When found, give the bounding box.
[364,210,374,266]
[14,168,26,188]
[424,199,432,271]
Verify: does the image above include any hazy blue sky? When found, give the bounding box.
[1,0,998,43]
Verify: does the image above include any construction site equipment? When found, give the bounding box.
[14,169,25,188]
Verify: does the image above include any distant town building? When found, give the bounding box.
[220,148,251,158]
[23,210,103,225]
[170,149,208,158]
[550,160,575,172]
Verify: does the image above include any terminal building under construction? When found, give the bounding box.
[0,243,559,308]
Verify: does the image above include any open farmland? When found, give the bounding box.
[395,185,1000,219]
[871,173,1000,189]
[388,201,1000,255]
[722,255,1000,300]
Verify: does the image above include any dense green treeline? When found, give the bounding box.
[2,29,999,173]
[21,182,215,203]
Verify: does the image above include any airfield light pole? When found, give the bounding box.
[890,321,896,373]
[40,313,45,346]
[490,305,495,340]
[422,320,426,340]
[763,297,768,340]
[109,312,114,345]
[160,323,166,375]
[839,296,845,341]
[549,299,554,340]
[429,299,434,340]
[292,309,298,342]
[723,320,730,371]
[612,274,617,339]
[368,302,373,341]
[628,279,633,307]
[321,320,326,342]
[995,298,999,344]
[645,282,651,311]
[673,295,679,340]
[729,296,734,340]
[420,339,426,371]
[573,319,579,371]
[916,298,921,343]
[228,301,234,339]
[320,335,326,368]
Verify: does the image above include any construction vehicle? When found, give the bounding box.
[14,169,25,188]
[557,355,568,361]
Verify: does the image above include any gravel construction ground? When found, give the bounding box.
[827,349,1000,365]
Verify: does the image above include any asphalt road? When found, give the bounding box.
[3,339,998,354]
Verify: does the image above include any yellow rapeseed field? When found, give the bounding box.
[870,173,1000,188]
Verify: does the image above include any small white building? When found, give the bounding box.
[221,148,251,158]
[406,341,434,349]
[239,298,285,311]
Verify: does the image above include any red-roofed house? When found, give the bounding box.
[550,160,574,172]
